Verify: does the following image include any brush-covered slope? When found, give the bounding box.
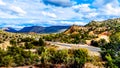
[64,18,120,35]
[43,18,120,44]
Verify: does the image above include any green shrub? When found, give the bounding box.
[7,46,23,56]
[25,42,34,49]
[73,48,89,68]
[100,32,120,68]
[31,40,39,46]
[98,39,107,46]
[91,40,99,47]
[37,46,45,55]
[14,54,25,66]
[49,49,69,64]
[105,54,118,68]
[21,37,34,42]
[1,55,14,67]
[39,38,45,46]
[40,49,49,64]
[10,39,17,46]
[0,40,3,43]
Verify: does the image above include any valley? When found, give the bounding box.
[0,18,120,68]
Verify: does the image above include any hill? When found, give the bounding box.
[65,18,120,35]
[44,26,70,33]
[43,18,120,44]
[18,26,44,33]
[4,26,70,33]
[2,27,17,32]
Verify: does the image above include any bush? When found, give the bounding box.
[73,48,89,68]
[29,53,39,64]
[1,55,14,67]
[40,48,49,64]
[0,40,3,43]
[14,54,25,66]
[10,39,17,46]
[105,54,118,68]
[0,49,7,66]
[98,39,107,46]
[39,38,45,46]
[31,40,39,46]
[100,32,120,67]
[7,46,23,56]
[37,46,45,55]
[91,40,99,47]
[49,49,69,64]
[25,42,34,49]
[21,37,34,42]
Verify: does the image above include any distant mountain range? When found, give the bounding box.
[1,27,17,32]
[1,26,70,33]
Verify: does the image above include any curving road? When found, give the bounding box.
[46,41,101,52]
[46,41,101,56]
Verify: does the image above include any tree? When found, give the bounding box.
[90,40,99,47]
[98,39,107,46]
[25,42,33,49]
[39,38,45,46]
[37,46,45,55]
[31,40,39,46]
[10,39,17,46]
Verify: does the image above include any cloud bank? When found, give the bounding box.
[0,0,120,29]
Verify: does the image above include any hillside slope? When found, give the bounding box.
[43,18,120,44]
[65,18,120,35]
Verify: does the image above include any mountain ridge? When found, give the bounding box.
[1,26,70,33]
[64,18,120,35]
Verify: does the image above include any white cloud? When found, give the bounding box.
[92,0,120,7]
[0,0,6,5]
[3,25,24,29]
[10,5,26,16]
[85,12,98,18]
[60,21,87,25]
[92,0,105,7]
[0,10,18,18]
[102,4,120,16]
[94,0,120,17]
[72,4,93,12]
[42,11,57,18]
[72,4,98,19]
[0,0,120,29]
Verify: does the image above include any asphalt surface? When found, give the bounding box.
[47,41,101,52]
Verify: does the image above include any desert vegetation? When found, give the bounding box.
[0,30,104,68]
[1,18,120,67]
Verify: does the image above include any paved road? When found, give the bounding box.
[47,41,101,56]
[46,41,101,52]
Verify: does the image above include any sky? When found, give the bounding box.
[0,0,120,29]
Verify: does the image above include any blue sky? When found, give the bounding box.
[0,0,120,29]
